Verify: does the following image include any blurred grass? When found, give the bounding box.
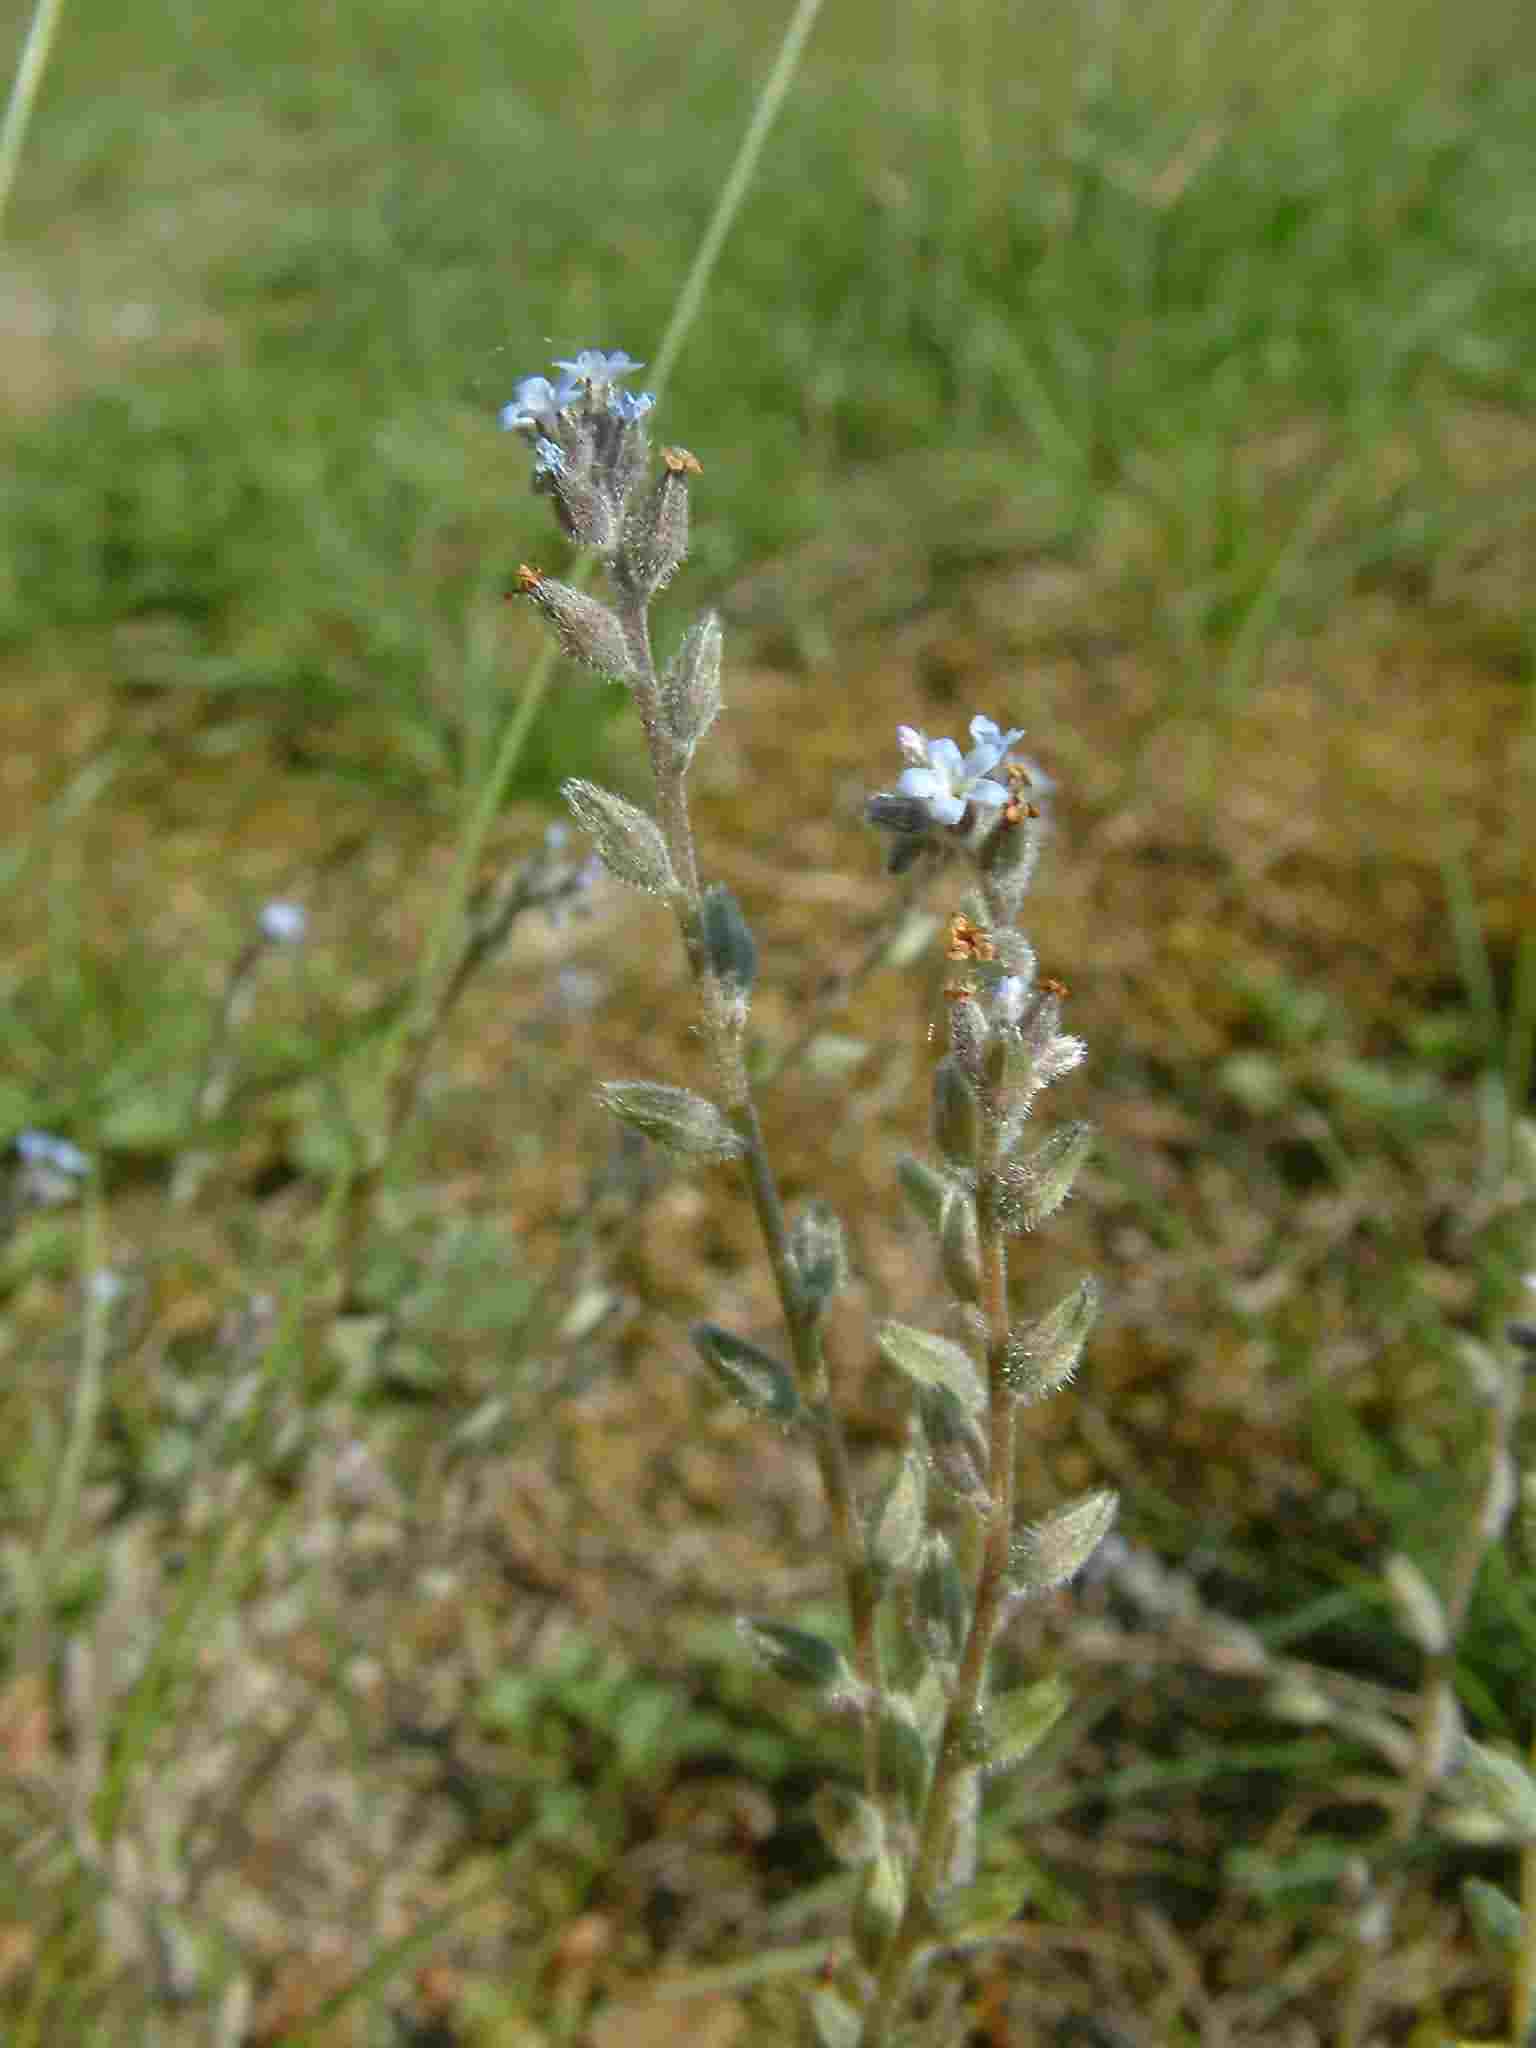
[1,0,1535,2040]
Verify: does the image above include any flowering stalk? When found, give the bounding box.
[507,350,1112,2043]
[507,351,887,1794]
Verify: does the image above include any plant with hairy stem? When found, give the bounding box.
[507,347,1114,2045]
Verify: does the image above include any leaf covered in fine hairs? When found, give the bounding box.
[594,1080,743,1159]
[562,779,678,896]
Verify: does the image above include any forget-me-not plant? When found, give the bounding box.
[506,349,1113,2044]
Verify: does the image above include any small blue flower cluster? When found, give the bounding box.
[499,349,651,437]
[15,1130,89,1177]
[500,351,663,561]
[11,1129,91,1213]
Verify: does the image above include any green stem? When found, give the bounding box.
[0,0,67,234]
[619,590,887,1808]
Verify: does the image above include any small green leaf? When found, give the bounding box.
[737,1619,852,1695]
[1002,1277,1100,1401]
[789,1200,848,1316]
[811,1784,885,1866]
[852,1847,906,1969]
[868,1453,927,1577]
[595,1080,743,1160]
[1008,1489,1118,1592]
[877,1697,933,1811]
[931,1055,979,1171]
[973,1673,1071,1774]
[916,1533,968,1662]
[928,1867,1032,1943]
[562,779,677,895]
[809,1987,861,2048]
[1445,1741,1536,1844]
[895,1154,950,1234]
[876,1320,984,1412]
[691,1323,800,1420]
[1462,1875,1522,1959]
[992,1121,1095,1232]
[1384,1552,1448,1655]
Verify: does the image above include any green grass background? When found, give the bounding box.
[2,0,1535,2040]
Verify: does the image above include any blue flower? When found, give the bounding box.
[258,901,308,945]
[500,375,577,436]
[609,388,656,424]
[15,1130,90,1177]
[553,349,644,386]
[894,715,1025,828]
[532,437,567,478]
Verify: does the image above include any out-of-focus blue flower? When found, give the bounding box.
[609,388,656,423]
[16,1130,90,1177]
[894,715,1025,827]
[258,901,308,945]
[500,375,577,436]
[533,437,568,477]
[993,976,1028,1029]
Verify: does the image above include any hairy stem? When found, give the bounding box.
[859,1081,1019,2043]
[616,593,887,1801]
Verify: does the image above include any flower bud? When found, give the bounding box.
[701,882,757,992]
[660,612,723,762]
[623,445,700,596]
[516,567,637,682]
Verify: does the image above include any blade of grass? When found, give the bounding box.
[0,0,67,233]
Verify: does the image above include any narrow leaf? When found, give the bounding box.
[789,1200,848,1317]
[595,1080,743,1160]
[562,778,678,896]
[1462,1876,1522,1958]
[1384,1552,1448,1656]
[1002,1277,1100,1401]
[852,1848,906,1970]
[660,610,723,757]
[992,1121,1095,1232]
[1009,1488,1118,1593]
[868,1453,927,1577]
[691,1323,800,1420]
[811,1784,885,1867]
[972,1673,1071,1774]
[895,1154,950,1235]
[928,1868,1033,1944]
[1446,1741,1536,1844]
[809,1989,861,2048]
[737,1619,852,1695]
